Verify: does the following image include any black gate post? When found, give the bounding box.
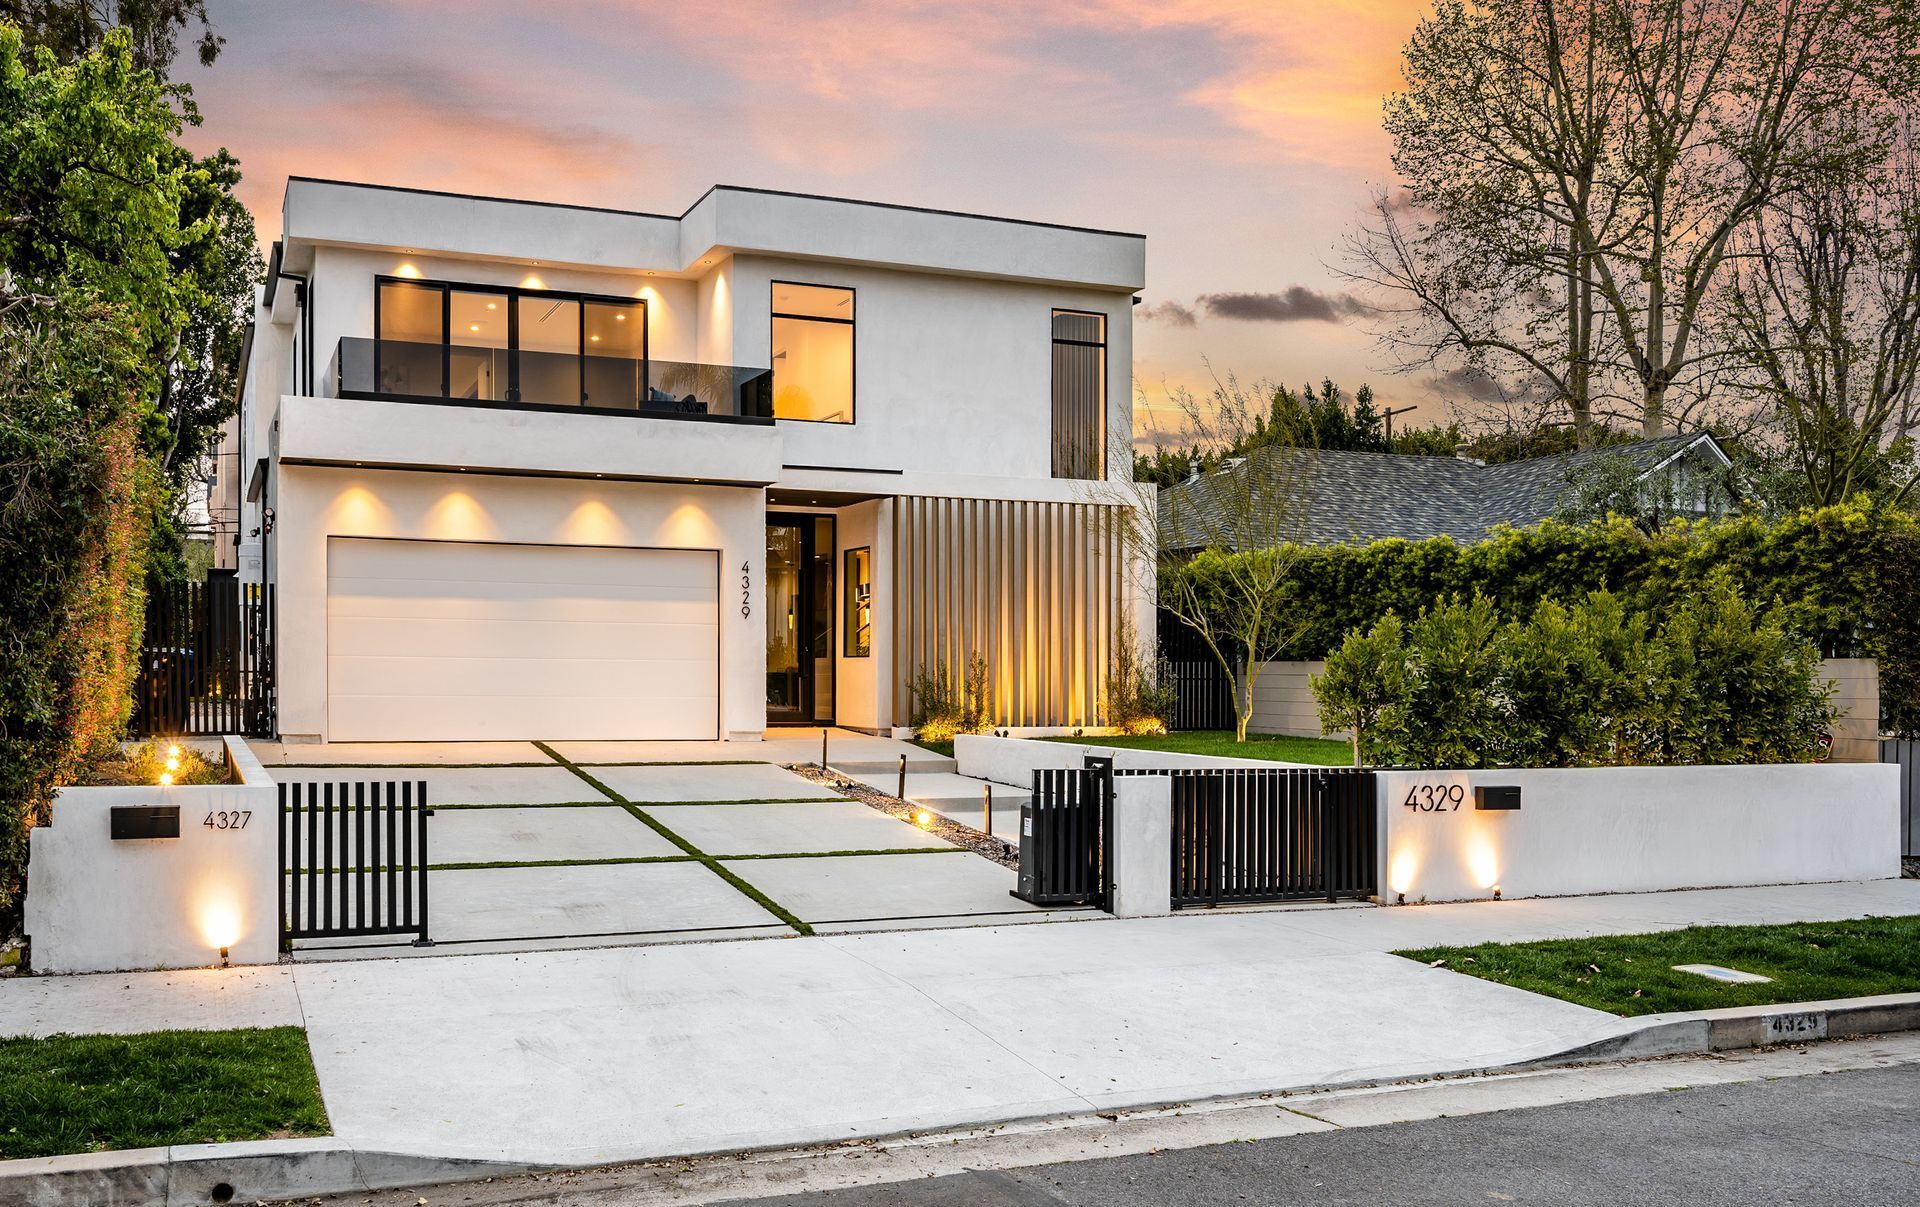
[1083,755,1116,910]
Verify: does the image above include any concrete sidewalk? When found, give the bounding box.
[3,878,1916,1170]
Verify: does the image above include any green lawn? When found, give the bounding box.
[1037,730,1353,765]
[910,730,1352,764]
[1398,915,1920,1017]
[0,1026,329,1159]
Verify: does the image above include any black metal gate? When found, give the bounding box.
[1158,610,1236,731]
[1168,767,1376,908]
[1014,757,1113,906]
[279,780,432,950]
[133,578,275,737]
[1887,739,1919,858]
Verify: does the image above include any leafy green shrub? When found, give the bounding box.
[909,654,994,742]
[1312,588,1836,768]
[1311,614,1408,766]
[1104,632,1178,736]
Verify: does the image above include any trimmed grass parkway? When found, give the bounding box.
[1399,915,1920,1017]
[0,1026,329,1159]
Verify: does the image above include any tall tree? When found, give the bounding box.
[0,17,258,575]
[1348,0,1920,443]
[0,0,218,76]
[1721,124,1920,507]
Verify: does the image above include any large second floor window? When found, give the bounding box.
[771,282,854,423]
[1052,309,1106,480]
[375,278,646,410]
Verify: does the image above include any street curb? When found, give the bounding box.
[7,993,1917,1206]
[0,1136,545,1207]
[1512,991,1920,1069]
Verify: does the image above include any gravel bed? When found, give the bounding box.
[1904,856,1919,880]
[786,764,1018,869]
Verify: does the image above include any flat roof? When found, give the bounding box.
[284,177,1145,241]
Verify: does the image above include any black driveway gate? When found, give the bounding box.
[133,579,276,737]
[1014,757,1114,906]
[279,779,432,950]
[1167,767,1376,908]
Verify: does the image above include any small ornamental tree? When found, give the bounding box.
[1312,614,1408,766]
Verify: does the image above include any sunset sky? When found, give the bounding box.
[177,0,1437,446]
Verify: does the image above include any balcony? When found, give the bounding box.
[330,337,774,424]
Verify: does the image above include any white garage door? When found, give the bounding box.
[327,538,720,742]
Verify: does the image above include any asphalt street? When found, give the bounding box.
[740,1063,1920,1207]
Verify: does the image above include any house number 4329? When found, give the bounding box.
[740,561,752,618]
[1403,784,1465,812]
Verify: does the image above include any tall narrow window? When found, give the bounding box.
[771,282,854,422]
[448,289,508,401]
[377,280,444,396]
[844,547,871,657]
[1051,310,1106,480]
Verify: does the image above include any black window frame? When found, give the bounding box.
[1050,307,1108,481]
[770,280,857,425]
[370,274,651,416]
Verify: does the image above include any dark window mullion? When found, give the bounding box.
[440,286,451,398]
[507,289,520,402]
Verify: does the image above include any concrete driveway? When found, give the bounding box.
[260,736,1052,955]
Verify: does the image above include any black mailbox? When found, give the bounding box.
[110,805,180,840]
[1474,785,1522,811]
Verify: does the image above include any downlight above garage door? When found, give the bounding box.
[326,537,720,742]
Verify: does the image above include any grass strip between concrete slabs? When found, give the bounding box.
[1398,914,1920,1016]
[274,762,558,770]
[534,741,816,935]
[716,847,973,860]
[0,1026,328,1160]
[577,759,766,767]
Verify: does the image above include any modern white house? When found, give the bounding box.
[211,179,1150,743]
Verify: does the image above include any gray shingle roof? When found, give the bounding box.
[1159,434,1721,550]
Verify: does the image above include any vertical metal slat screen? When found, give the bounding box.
[1166,767,1377,908]
[279,779,430,949]
[133,579,276,737]
[1887,739,1919,858]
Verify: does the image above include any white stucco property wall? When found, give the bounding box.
[272,465,768,742]
[1376,764,1900,904]
[25,738,278,974]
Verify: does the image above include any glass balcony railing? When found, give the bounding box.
[330,337,774,422]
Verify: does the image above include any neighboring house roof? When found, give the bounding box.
[1160,433,1729,550]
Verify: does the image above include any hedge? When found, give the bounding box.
[1262,501,1918,737]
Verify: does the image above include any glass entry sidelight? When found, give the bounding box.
[765,515,835,725]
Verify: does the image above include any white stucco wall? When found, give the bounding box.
[272,466,768,742]
[1376,764,1900,904]
[955,735,1312,789]
[733,255,1133,482]
[25,739,278,974]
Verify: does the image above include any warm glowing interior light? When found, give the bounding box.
[486,301,497,310]
[469,323,480,332]
[614,313,626,320]
[589,334,601,342]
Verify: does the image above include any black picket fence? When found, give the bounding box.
[1164,767,1377,907]
[133,579,275,737]
[279,779,432,950]
[1157,610,1236,731]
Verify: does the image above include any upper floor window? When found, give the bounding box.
[374,278,646,410]
[771,282,854,423]
[1051,310,1106,480]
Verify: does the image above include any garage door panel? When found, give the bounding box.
[329,654,719,699]
[327,577,718,614]
[330,695,718,742]
[328,615,716,660]
[327,538,720,742]
[335,541,715,590]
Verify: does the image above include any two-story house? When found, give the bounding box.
[213,179,1149,744]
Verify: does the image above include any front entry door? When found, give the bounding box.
[766,515,835,725]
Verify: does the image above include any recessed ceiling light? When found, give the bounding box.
[486,302,497,310]
[615,313,626,320]
[589,334,601,342]
[469,324,480,332]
